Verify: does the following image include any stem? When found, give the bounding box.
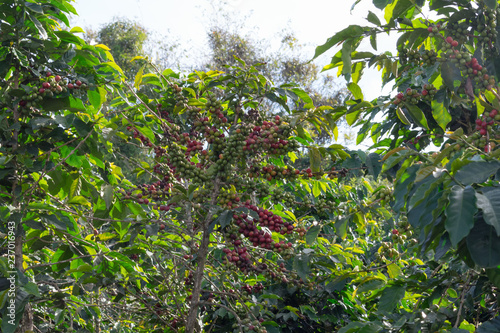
[185,178,221,333]
[455,271,472,328]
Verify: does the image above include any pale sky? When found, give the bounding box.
[71,0,394,101]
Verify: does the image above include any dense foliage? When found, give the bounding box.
[1,0,500,333]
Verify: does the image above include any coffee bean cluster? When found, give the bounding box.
[12,71,89,116]
[244,117,299,155]
[392,84,437,105]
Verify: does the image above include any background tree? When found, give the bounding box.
[312,0,500,331]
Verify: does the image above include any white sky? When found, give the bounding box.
[71,0,395,101]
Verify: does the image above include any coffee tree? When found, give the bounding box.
[314,0,500,331]
[0,1,138,332]
[106,54,355,332]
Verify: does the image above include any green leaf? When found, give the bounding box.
[414,165,436,183]
[441,61,462,90]
[69,177,81,199]
[378,285,405,312]
[477,317,500,333]
[431,100,451,131]
[291,88,314,108]
[54,30,84,45]
[293,254,310,281]
[466,215,500,268]
[313,25,366,60]
[68,196,90,206]
[347,82,364,100]
[455,161,500,185]
[484,0,498,10]
[305,225,321,245]
[29,14,47,39]
[107,252,135,273]
[103,185,114,210]
[309,147,322,173]
[403,103,429,129]
[387,263,402,278]
[373,0,393,10]
[312,181,321,197]
[357,278,386,293]
[367,11,382,25]
[476,188,500,236]
[25,2,44,13]
[366,153,382,179]
[41,214,67,231]
[338,322,365,333]
[22,282,41,297]
[134,65,145,89]
[341,39,354,82]
[88,90,103,110]
[445,185,477,247]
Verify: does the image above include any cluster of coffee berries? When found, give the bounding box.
[244,117,299,155]
[217,190,241,209]
[215,125,249,167]
[399,48,422,65]
[165,142,207,183]
[465,57,495,90]
[270,188,296,207]
[327,167,349,178]
[15,71,88,114]
[184,271,194,287]
[426,24,441,38]
[178,133,204,156]
[314,197,334,217]
[476,6,499,46]
[375,187,393,204]
[233,318,267,333]
[184,105,203,120]
[241,283,264,295]
[393,84,437,105]
[475,109,499,136]
[375,242,400,261]
[222,244,253,272]
[172,83,187,107]
[206,97,229,125]
[126,126,153,147]
[444,22,469,44]
[249,165,300,182]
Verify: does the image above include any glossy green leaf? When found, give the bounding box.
[134,65,145,90]
[309,147,322,173]
[475,188,500,236]
[387,263,402,278]
[367,11,382,25]
[466,216,500,268]
[484,0,498,10]
[445,185,477,247]
[313,25,366,60]
[477,315,500,332]
[373,0,393,10]
[306,225,321,245]
[403,102,429,129]
[378,285,405,312]
[455,161,500,186]
[293,254,310,281]
[347,82,364,100]
[441,61,462,90]
[431,100,451,131]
